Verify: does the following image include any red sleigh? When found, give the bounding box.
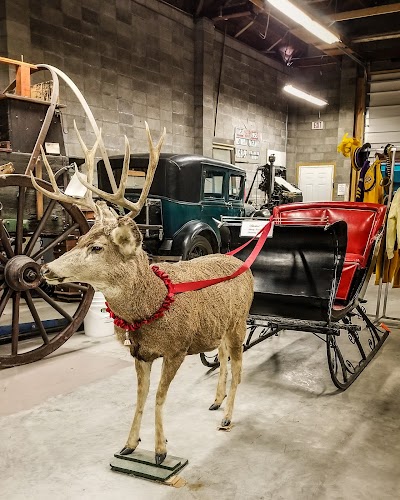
[202,201,388,390]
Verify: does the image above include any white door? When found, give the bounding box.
[298,165,334,202]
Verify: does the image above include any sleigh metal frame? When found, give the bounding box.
[201,202,389,390]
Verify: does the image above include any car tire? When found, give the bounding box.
[184,235,213,260]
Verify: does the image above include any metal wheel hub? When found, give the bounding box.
[4,255,42,291]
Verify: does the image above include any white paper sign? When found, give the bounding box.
[312,121,324,130]
[337,183,347,196]
[64,171,88,198]
[44,142,60,155]
[240,219,274,238]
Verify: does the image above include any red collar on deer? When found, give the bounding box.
[106,218,274,334]
[105,266,175,332]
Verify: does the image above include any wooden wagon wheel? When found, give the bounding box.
[0,174,94,368]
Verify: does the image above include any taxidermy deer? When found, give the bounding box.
[32,123,254,465]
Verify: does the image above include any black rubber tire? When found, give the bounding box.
[184,235,213,260]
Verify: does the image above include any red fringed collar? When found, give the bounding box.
[105,265,175,333]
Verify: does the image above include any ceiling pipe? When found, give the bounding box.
[235,18,256,38]
[212,10,252,21]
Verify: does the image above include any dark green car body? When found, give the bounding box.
[97,153,246,258]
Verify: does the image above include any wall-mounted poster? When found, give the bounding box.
[234,128,261,163]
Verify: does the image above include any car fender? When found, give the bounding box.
[171,220,220,257]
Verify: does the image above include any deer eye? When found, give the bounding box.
[91,245,103,253]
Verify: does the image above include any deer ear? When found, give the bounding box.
[110,219,142,258]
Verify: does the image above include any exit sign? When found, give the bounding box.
[312,120,324,130]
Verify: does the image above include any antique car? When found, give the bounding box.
[97,153,246,259]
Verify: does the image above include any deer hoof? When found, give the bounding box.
[119,447,135,456]
[220,418,231,427]
[155,453,167,465]
[209,403,220,410]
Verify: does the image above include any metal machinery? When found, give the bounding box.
[245,154,303,213]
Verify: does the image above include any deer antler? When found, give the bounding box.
[30,120,102,212]
[30,142,98,212]
[74,122,166,218]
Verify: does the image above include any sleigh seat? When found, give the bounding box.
[273,202,386,314]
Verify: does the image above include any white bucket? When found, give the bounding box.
[84,292,115,338]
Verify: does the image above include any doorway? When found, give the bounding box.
[298,164,334,202]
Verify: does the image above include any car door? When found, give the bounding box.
[227,172,245,217]
[201,164,229,230]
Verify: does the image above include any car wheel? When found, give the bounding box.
[185,235,213,260]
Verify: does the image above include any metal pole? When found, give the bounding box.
[381,146,396,318]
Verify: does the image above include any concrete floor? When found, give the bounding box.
[0,285,399,500]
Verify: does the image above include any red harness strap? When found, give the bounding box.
[171,217,274,293]
[106,218,274,332]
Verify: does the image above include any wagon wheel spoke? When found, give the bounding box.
[0,287,13,316]
[62,282,89,292]
[0,174,94,368]
[0,220,14,259]
[34,286,73,322]
[24,290,50,345]
[0,265,5,287]
[24,199,57,256]
[15,186,26,255]
[11,292,21,355]
[31,222,80,262]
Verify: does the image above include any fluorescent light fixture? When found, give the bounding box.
[283,85,328,106]
[267,0,340,44]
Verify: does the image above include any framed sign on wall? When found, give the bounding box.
[234,127,261,163]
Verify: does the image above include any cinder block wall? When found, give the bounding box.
[194,17,291,201]
[2,0,195,157]
[286,59,357,199]
[211,29,290,201]
[1,0,356,199]
[0,1,10,86]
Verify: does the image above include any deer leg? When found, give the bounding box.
[220,340,243,428]
[209,340,228,410]
[154,354,185,465]
[120,359,152,455]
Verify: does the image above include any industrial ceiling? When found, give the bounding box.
[164,0,400,70]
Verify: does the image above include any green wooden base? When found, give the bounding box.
[110,449,188,482]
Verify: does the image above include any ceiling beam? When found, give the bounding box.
[234,18,256,38]
[212,10,251,21]
[352,32,400,44]
[329,3,400,22]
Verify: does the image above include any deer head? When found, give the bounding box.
[32,123,165,292]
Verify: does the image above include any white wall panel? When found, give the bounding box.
[365,73,400,149]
